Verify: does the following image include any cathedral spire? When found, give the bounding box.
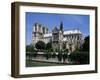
[60,22,63,32]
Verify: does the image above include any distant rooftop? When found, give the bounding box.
[44,29,82,38]
[44,33,52,38]
[64,29,82,35]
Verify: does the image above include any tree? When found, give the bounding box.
[26,45,34,52]
[82,36,89,51]
[26,45,37,59]
[57,50,63,62]
[46,41,52,50]
[52,51,56,58]
[62,49,68,62]
[44,50,51,60]
[69,51,89,64]
[35,41,46,50]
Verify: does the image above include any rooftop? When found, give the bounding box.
[64,29,82,35]
[44,33,52,38]
[44,29,82,38]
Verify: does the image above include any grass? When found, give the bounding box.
[26,60,68,67]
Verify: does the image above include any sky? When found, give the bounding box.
[26,12,90,45]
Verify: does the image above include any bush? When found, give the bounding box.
[44,51,52,60]
[26,51,37,59]
[57,50,63,62]
[32,51,37,58]
[52,52,56,58]
[81,36,89,51]
[48,48,53,52]
[55,48,59,52]
[69,51,89,64]
[26,45,35,52]
[62,52,68,62]
[46,42,52,50]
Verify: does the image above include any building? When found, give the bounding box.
[32,22,83,52]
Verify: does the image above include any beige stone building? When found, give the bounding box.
[32,22,83,52]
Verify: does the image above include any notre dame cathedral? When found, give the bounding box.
[32,22,83,52]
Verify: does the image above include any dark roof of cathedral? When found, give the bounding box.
[52,27,59,33]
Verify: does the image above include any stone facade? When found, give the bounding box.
[32,22,83,52]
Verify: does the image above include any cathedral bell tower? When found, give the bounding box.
[32,23,43,47]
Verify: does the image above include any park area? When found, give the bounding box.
[26,51,89,67]
[26,36,89,67]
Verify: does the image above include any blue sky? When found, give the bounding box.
[26,12,89,45]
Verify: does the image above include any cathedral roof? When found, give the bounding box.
[64,29,82,35]
[52,27,59,33]
[43,29,82,38]
[44,33,52,38]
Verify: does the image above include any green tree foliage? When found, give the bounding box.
[35,41,46,50]
[26,45,34,52]
[26,45,38,58]
[68,36,89,64]
[69,52,89,64]
[82,36,89,51]
[46,42,52,50]
[44,51,51,60]
[62,49,68,62]
[57,50,63,62]
[52,52,56,58]
[32,51,37,58]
